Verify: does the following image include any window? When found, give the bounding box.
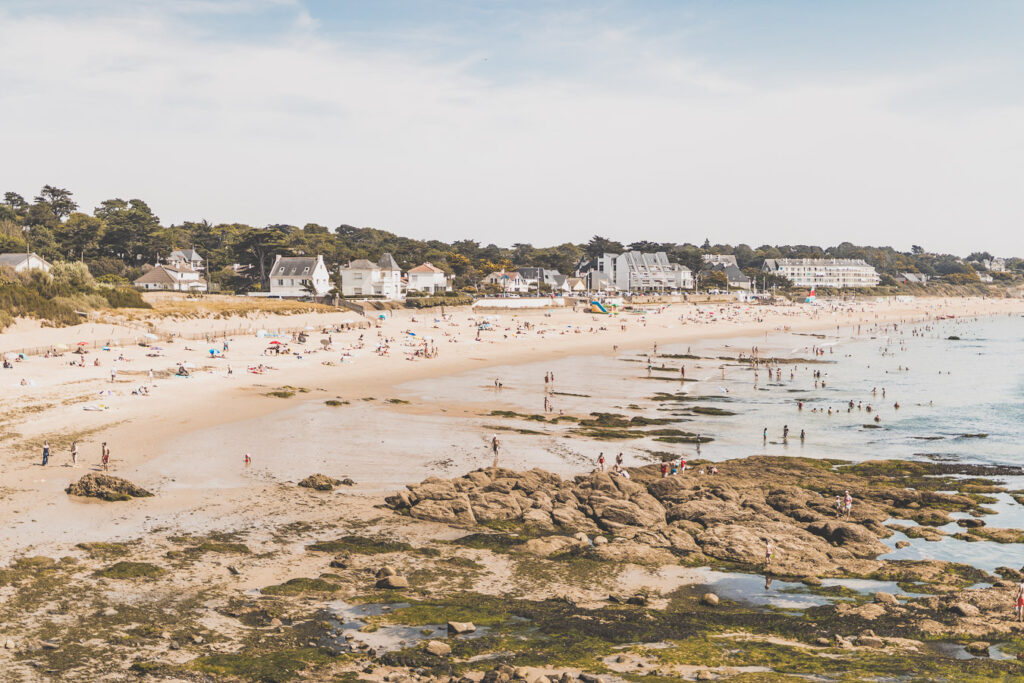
[303,267,310,274]
[277,279,284,286]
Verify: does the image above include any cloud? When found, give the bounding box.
[0,2,1021,255]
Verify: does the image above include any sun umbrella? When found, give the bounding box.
[268,340,283,345]
[77,341,89,346]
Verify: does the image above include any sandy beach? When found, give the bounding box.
[0,295,1020,554]
[2,294,1024,680]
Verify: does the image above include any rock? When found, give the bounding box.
[447,621,476,634]
[834,634,853,649]
[591,540,676,566]
[269,618,283,628]
[376,575,409,589]
[626,594,648,606]
[966,641,990,656]
[519,536,581,557]
[227,565,241,575]
[805,520,889,558]
[695,672,714,681]
[330,556,351,569]
[191,635,204,645]
[169,640,180,650]
[858,636,884,648]
[572,532,590,544]
[814,637,830,646]
[874,591,898,605]
[701,592,719,606]
[65,473,153,501]
[558,673,574,683]
[409,495,477,526]
[588,495,666,530]
[376,566,398,578]
[895,541,910,549]
[102,607,117,616]
[593,536,608,546]
[578,675,600,683]
[298,474,343,491]
[425,640,452,657]
[950,602,980,618]
[3,639,14,649]
[957,518,985,528]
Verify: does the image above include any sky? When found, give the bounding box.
[1,0,1022,256]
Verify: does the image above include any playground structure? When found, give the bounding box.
[590,298,623,314]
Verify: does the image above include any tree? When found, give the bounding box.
[585,235,624,258]
[34,185,78,221]
[701,269,728,290]
[95,198,161,261]
[3,192,28,214]
[237,225,292,284]
[911,245,924,255]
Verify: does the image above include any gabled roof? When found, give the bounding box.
[378,253,401,271]
[409,262,445,274]
[134,265,178,285]
[0,252,48,268]
[272,256,319,277]
[343,259,378,270]
[170,248,202,261]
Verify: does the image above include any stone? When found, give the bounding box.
[169,640,180,650]
[695,672,714,681]
[950,602,980,618]
[578,675,600,683]
[701,593,719,606]
[447,621,476,634]
[957,518,985,528]
[895,541,910,549]
[425,640,452,657]
[874,592,898,605]
[626,594,648,606]
[4,639,14,649]
[376,566,398,578]
[409,495,477,526]
[572,532,590,544]
[330,556,351,569]
[591,540,676,566]
[102,607,118,616]
[65,473,153,501]
[269,618,283,627]
[191,635,204,645]
[298,474,343,491]
[593,536,608,546]
[376,575,409,589]
[858,636,884,648]
[805,520,889,558]
[834,634,853,649]
[965,641,990,656]
[814,637,830,646]
[519,536,581,557]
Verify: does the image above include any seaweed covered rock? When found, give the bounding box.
[66,473,153,501]
[298,474,344,491]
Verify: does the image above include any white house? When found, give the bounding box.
[577,252,691,291]
[406,262,449,293]
[761,258,880,289]
[481,270,530,293]
[167,248,204,271]
[516,267,562,290]
[267,254,331,298]
[134,264,208,292]
[0,252,52,274]
[338,253,405,299]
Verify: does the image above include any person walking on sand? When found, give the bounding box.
[244,453,251,467]
[763,427,768,442]
[110,367,117,383]
[490,435,500,468]
[70,441,78,467]
[101,442,110,471]
[41,440,50,466]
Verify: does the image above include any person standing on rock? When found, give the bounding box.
[41,441,50,466]
[615,453,624,469]
[101,442,110,471]
[597,452,605,471]
[1015,581,1024,622]
[764,539,775,569]
[843,490,853,519]
[834,495,843,518]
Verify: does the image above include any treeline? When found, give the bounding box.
[2,186,1020,293]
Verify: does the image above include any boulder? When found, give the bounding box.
[519,536,581,557]
[521,508,556,530]
[858,636,884,648]
[805,521,889,558]
[588,496,665,531]
[950,602,980,618]
[66,473,153,501]
[409,495,476,526]
[376,575,408,589]
[701,593,719,606]
[297,474,343,491]
[874,592,898,605]
[965,641,990,656]
[425,640,452,657]
[447,621,476,634]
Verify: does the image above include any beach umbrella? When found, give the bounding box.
[269,340,283,345]
[378,314,386,320]
[77,341,89,346]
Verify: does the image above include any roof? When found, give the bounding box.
[134,265,178,285]
[0,253,31,267]
[378,253,401,271]
[272,256,320,277]
[703,263,750,283]
[343,259,378,270]
[170,249,202,261]
[409,262,445,274]
[764,258,874,268]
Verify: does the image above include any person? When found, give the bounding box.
[615,453,624,469]
[110,367,117,383]
[670,462,678,476]
[244,453,251,466]
[834,495,843,518]
[783,425,789,441]
[1015,580,1024,623]
[490,435,500,467]
[679,458,687,473]
[762,427,768,441]
[597,452,605,471]
[843,490,853,519]
[800,429,805,443]
[41,440,50,466]
[101,442,110,471]
[709,465,719,475]
[764,539,775,569]
[70,441,78,467]
[660,462,669,478]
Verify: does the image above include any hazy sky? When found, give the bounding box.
[1,0,1022,255]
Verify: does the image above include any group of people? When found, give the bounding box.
[39,440,107,470]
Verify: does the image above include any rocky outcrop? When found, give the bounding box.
[298,474,346,491]
[65,473,153,501]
